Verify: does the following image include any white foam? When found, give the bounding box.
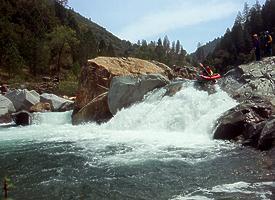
[0,83,238,165]
[173,181,275,200]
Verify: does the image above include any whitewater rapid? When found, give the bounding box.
[1,82,238,165]
[1,82,274,200]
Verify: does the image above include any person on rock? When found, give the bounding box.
[263,31,273,57]
[252,34,261,61]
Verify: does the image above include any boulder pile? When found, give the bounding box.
[0,89,74,126]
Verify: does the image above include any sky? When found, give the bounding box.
[68,0,265,53]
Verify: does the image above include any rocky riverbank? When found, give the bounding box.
[0,89,74,126]
[1,56,274,152]
[215,57,275,151]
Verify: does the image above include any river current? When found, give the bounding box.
[0,83,274,199]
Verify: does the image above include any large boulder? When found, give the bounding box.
[73,57,171,123]
[5,89,40,111]
[214,98,275,150]
[108,74,170,115]
[40,93,74,112]
[72,92,112,125]
[0,95,15,123]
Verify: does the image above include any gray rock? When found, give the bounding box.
[0,94,16,124]
[108,74,170,115]
[40,93,74,112]
[29,90,40,99]
[0,94,15,115]
[5,89,40,111]
[219,57,275,101]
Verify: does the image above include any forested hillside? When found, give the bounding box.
[192,38,221,63]
[0,0,189,82]
[199,0,275,74]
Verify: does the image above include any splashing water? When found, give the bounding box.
[0,82,274,200]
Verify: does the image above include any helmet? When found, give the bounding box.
[253,34,258,37]
[265,31,269,34]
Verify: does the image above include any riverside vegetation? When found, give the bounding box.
[0,0,190,96]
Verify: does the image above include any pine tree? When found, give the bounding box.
[175,40,181,54]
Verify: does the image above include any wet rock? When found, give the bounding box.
[11,110,32,126]
[108,74,170,115]
[57,101,75,112]
[258,116,275,150]
[214,98,275,150]
[163,81,184,97]
[72,92,112,125]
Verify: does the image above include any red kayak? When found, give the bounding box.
[199,73,222,80]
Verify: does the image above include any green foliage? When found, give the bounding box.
[55,80,78,96]
[47,25,79,74]
[0,0,190,80]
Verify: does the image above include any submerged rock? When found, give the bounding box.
[163,81,184,97]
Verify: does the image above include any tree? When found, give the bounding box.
[56,0,68,7]
[242,2,250,23]
[48,26,79,75]
[163,35,170,53]
[98,39,107,56]
[196,42,205,62]
[107,43,115,57]
[175,40,181,54]
[1,41,24,77]
[155,38,165,62]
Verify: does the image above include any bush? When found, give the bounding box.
[55,81,78,96]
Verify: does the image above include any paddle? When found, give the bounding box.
[199,63,212,76]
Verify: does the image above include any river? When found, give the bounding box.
[0,83,274,199]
